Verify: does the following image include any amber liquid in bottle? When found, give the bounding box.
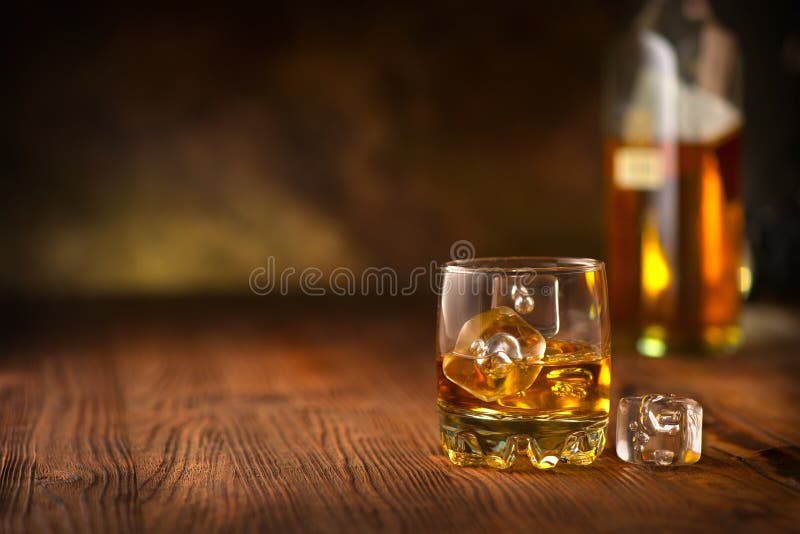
[677,130,743,349]
[605,128,743,353]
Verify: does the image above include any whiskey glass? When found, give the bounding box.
[436,257,611,469]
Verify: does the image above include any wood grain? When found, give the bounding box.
[1,300,799,533]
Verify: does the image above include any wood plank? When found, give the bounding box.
[0,301,798,532]
[0,366,41,533]
[26,349,140,533]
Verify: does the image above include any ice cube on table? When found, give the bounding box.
[616,394,702,466]
[442,306,546,402]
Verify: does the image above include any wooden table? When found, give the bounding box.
[1,299,799,533]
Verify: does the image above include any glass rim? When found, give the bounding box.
[441,256,605,275]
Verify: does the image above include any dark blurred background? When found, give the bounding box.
[2,1,798,300]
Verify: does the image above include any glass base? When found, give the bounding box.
[439,408,607,470]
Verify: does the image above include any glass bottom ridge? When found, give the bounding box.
[439,407,607,470]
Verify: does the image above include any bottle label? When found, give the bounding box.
[613,147,665,190]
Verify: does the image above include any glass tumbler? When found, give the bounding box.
[437,257,611,469]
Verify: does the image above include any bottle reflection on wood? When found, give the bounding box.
[604,0,743,355]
